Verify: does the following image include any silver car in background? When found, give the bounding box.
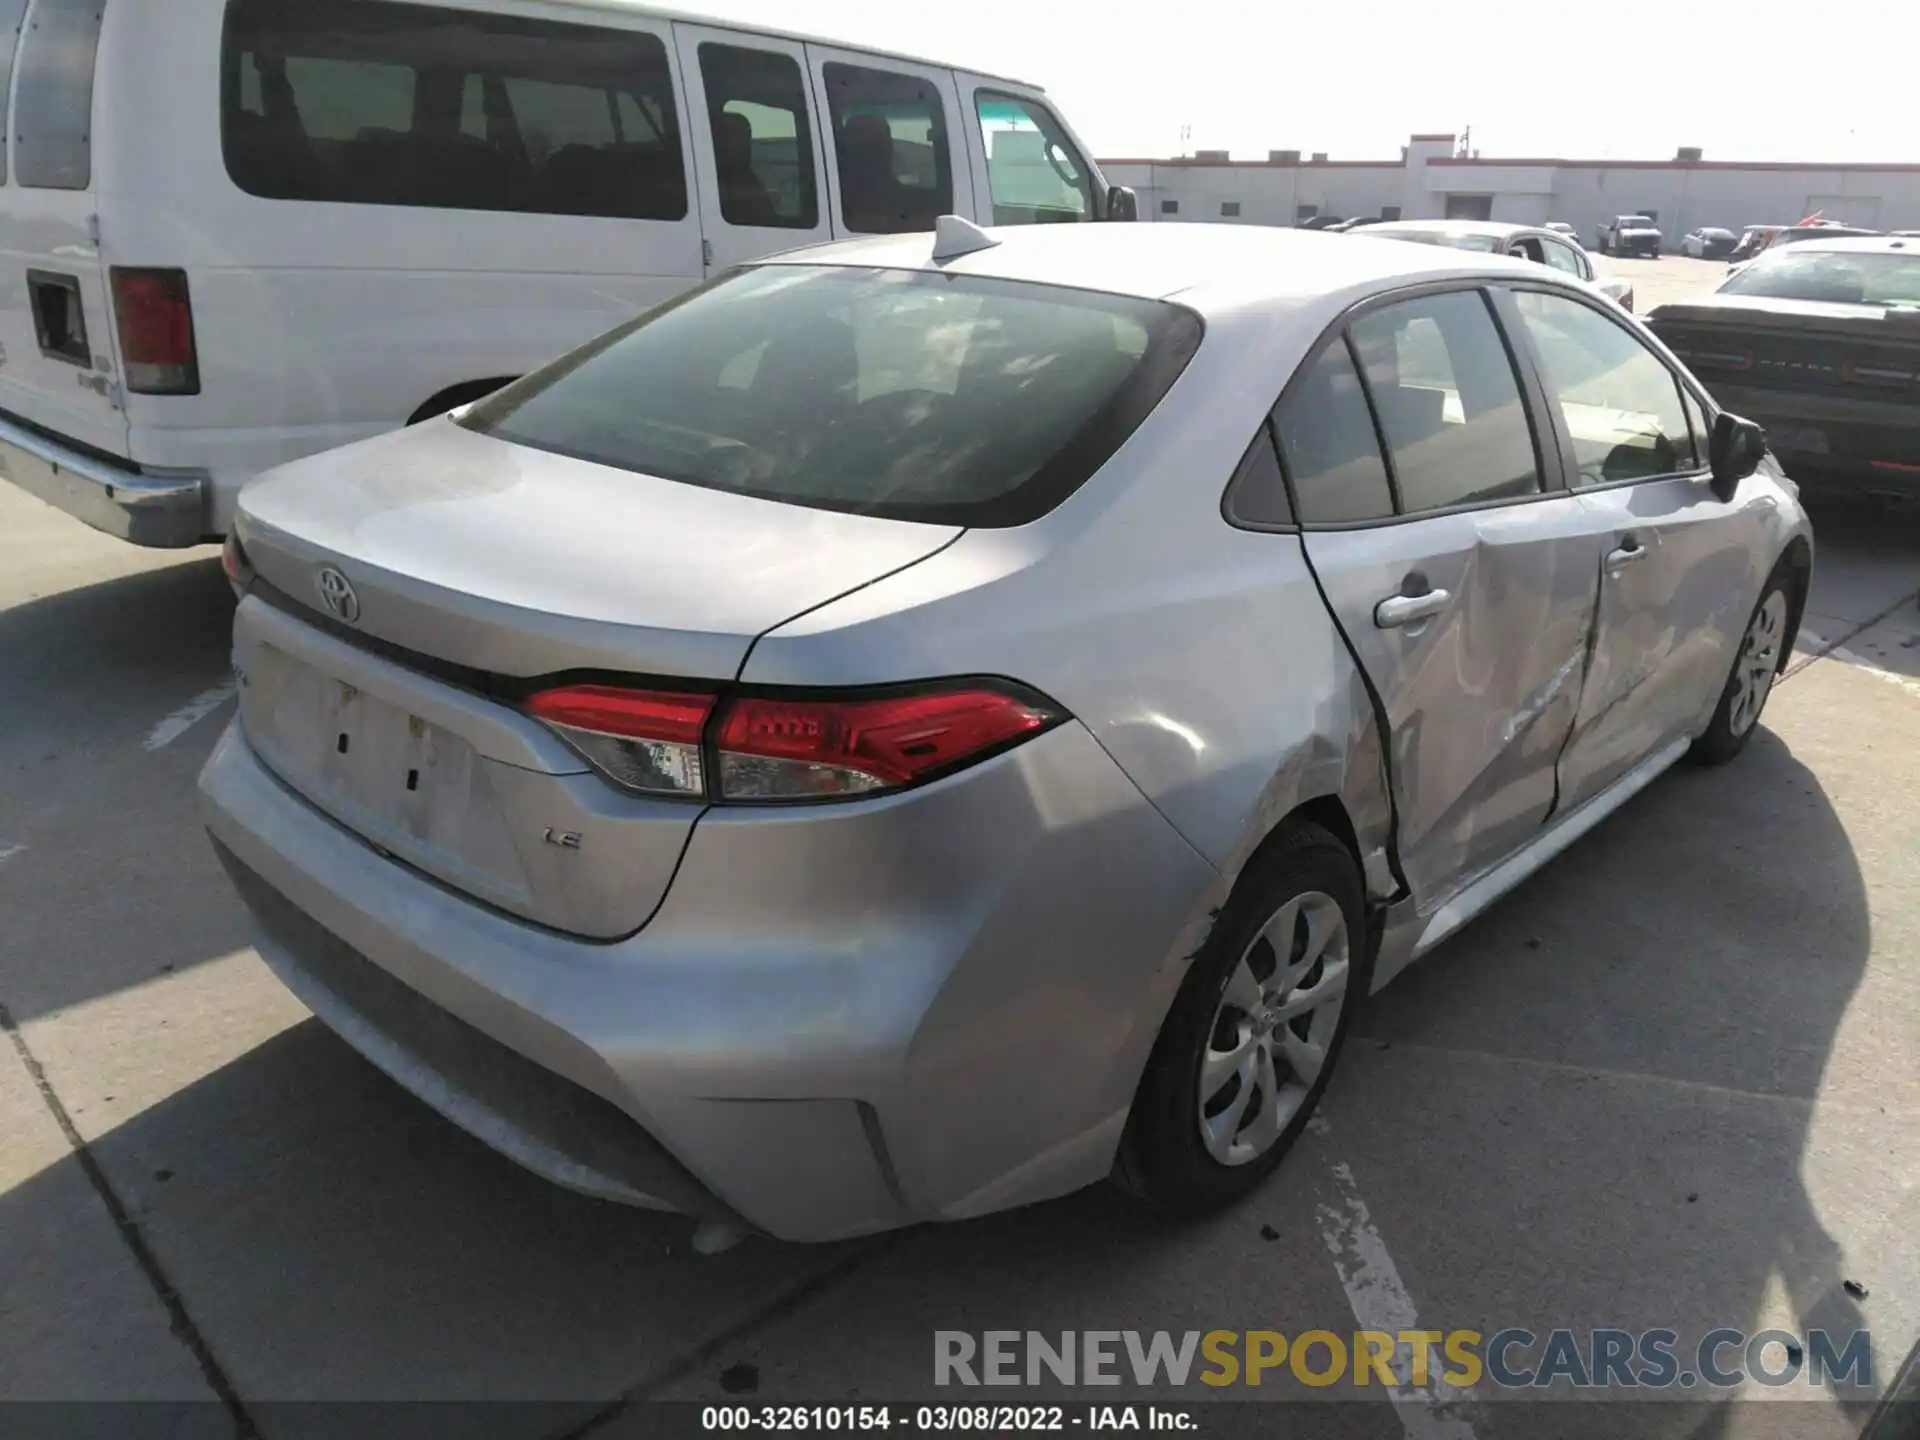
[201,221,1811,1242]
[1355,218,1638,311]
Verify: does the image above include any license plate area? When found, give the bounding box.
[1767,425,1829,456]
[240,644,533,909]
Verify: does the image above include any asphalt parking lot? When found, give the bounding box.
[3,255,1918,1440]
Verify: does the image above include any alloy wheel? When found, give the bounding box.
[1198,891,1350,1166]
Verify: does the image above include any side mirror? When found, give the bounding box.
[1708,411,1766,501]
[1105,184,1138,223]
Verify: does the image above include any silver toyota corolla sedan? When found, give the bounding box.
[201,220,1812,1243]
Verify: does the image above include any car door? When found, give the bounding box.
[959,83,1099,226]
[804,47,973,237]
[672,26,834,274]
[1281,286,1611,909]
[1502,284,1770,812]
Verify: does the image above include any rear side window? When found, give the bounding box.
[13,0,107,190]
[221,0,687,220]
[821,62,952,234]
[697,43,818,230]
[1540,239,1584,276]
[975,92,1095,225]
[461,264,1201,527]
[0,0,28,184]
[1271,339,1395,524]
[1511,290,1694,484]
[1347,291,1542,513]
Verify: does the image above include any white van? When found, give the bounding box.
[0,0,1134,547]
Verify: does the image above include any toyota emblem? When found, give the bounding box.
[316,567,360,624]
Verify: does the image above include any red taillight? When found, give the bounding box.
[524,685,715,797]
[523,681,1064,802]
[220,531,251,590]
[714,686,1060,800]
[1841,359,1915,386]
[110,267,199,395]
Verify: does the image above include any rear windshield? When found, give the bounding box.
[460,265,1202,527]
[1720,249,1920,307]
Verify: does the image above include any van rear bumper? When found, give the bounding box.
[0,411,207,546]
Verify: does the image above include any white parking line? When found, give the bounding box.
[1799,629,1920,698]
[1318,1158,1481,1439]
[144,682,238,752]
[0,842,24,865]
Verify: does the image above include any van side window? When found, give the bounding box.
[13,0,108,190]
[974,93,1095,225]
[697,44,819,229]
[220,0,688,222]
[821,62,953,234]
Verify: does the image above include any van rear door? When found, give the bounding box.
[0,0,129,459]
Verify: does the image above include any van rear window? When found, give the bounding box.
[220,0,688,221]
[12,0,106,190]
[461,265,1202,527]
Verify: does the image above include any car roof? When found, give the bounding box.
[430,0,1041,89]
[1761,235,1917,256]
[1351,218,1547,241]
[760,222,1548,316]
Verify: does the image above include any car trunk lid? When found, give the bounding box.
[233,420,960,938]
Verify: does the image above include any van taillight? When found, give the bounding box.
[524,681,1065,803]
[110,268,200,395]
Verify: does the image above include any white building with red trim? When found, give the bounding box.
[1101,135,1920,244]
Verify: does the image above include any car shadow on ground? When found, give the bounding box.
[0,559,249,1024]
[1347,725,1876,1438]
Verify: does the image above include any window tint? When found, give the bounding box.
[13,0,106,189]
[1347,291,1541,513]
[1226,426,1293,527]
[221,0,688,220]
[462,265,1200,527]
[822,63,952,234]
[1273,340,1396,524]
[698,45,817,230]
[975,92,1094,225]
[1540,239,1584,276]
[1512,290,1695,485]
[0,0,29,184]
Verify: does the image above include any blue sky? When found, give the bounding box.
[686,0,1907,165]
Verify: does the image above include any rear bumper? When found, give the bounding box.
[1710,384,1920,489]
[199,717,1217,1241]
[0,412,208,546]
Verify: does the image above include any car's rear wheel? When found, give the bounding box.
[1690,571,1793,765]
[1117,823,1370,1213]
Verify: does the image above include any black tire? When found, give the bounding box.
[1689,567,1794,766]
[1116,823,1371,1214]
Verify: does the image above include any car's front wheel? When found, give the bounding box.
[1117,822,1370,1213]
[1690,570,1793,765]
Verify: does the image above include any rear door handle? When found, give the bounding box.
[1605,539,1648,573]
[1375,587,1452,629]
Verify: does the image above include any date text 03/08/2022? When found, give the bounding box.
[702,1406,1192,1432]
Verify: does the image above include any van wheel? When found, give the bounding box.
[1689,571,1792,766]
[1117,823,1370,1213]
